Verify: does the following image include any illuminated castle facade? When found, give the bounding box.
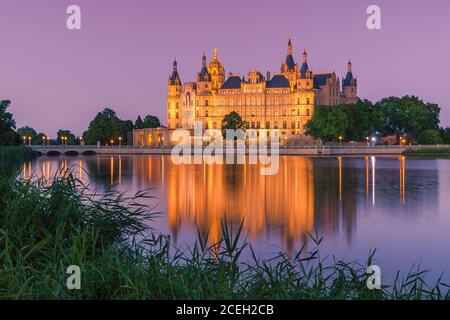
[167,39,358,139]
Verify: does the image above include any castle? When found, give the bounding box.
[168,39,357,138]
[134,39,357,147]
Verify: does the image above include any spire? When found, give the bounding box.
[173,58,177,71]
[169,58,180,84]
[202,52,206,67]
[302,49,308,63]
[343,59,355,87]
[287,38,293,55]
[213,47,218,60]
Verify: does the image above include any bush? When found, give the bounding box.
[417,129,443,145]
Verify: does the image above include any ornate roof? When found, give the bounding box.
[267,74,290,88]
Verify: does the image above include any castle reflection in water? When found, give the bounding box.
[22,154,438,252]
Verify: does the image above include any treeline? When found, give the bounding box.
[306,96,449,144]
[0,100,161,146]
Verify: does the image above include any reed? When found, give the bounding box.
[0,172,448,300]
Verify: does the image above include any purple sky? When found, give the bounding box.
[1,0,449,136]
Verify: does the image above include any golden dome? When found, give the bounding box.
[207,48,225,76]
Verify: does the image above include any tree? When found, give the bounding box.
[340,100,373,141]
[418,129,443,145]
[17,126,38,144]
[0,100,17,146]
[134,116,144,129]
[83,108,132,145]
[221,111,246,139]
[57,129,78,145]
[142,115,160,129]
[440,127,450,144]
[305,106,348,142]
[375,96,440,142]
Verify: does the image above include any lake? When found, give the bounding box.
[21,154,450,282]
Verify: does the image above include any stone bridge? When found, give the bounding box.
[30,144,412,156]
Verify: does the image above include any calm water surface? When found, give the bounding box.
[24,155,450,281]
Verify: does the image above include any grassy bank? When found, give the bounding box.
[0,146,39,174]
[0,146,38,160]
[403,148,450,157]
[0,173,448,300]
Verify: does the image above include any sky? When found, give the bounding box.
[1,0,449,136]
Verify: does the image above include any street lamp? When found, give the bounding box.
[28,136,32,146]
[118,136,122,147]
[22,136,27,145]
[371,136,376,146]
[338,136,343,144]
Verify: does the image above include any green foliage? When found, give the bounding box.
[221,111,246,139]
[375,96,440,141]
[82,108,132,145]
[403,148,450,157]
[0,100,17,146]
[134,116,143,129]
[0,173,448,299]
[440,127,450,144]
[17,126,39,144]
[306,96,441,143]
[417,129,443,145]
[57,129,78,145]
[305,106,348,142]
[134,115,160,129]
[142,115,160,128]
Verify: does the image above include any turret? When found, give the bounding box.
[342,60,357,104]
[167,58,182,129]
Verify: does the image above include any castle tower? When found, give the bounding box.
[342,60,358,104]
[167,59,182,129]
[207,48,225,91]
[280,38,299,91]
[298,49,313,90]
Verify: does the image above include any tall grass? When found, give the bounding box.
[403,148,450,157]
[0,146,39,174]
[0,172,449,300]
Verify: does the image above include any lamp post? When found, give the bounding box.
[118,136,122,148]
[366,136,370,146]
[338,136,343,144]
[28,136,32,146]
[22,136,27,145]
[371,136,376,146]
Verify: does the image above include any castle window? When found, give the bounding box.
[176,112,179,119]
[306,109,310,116]
[251,122,255,129]
[266,122,270,129]
[307,98,310,105]
[205,100,209,106]
[205,110,209,117]
[256,122,260,129]
[283,121,287,129]
[297,98,300,105]
[274,122,279,129]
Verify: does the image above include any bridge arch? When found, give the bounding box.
[81,150,97,156]
[47,150,62,156]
